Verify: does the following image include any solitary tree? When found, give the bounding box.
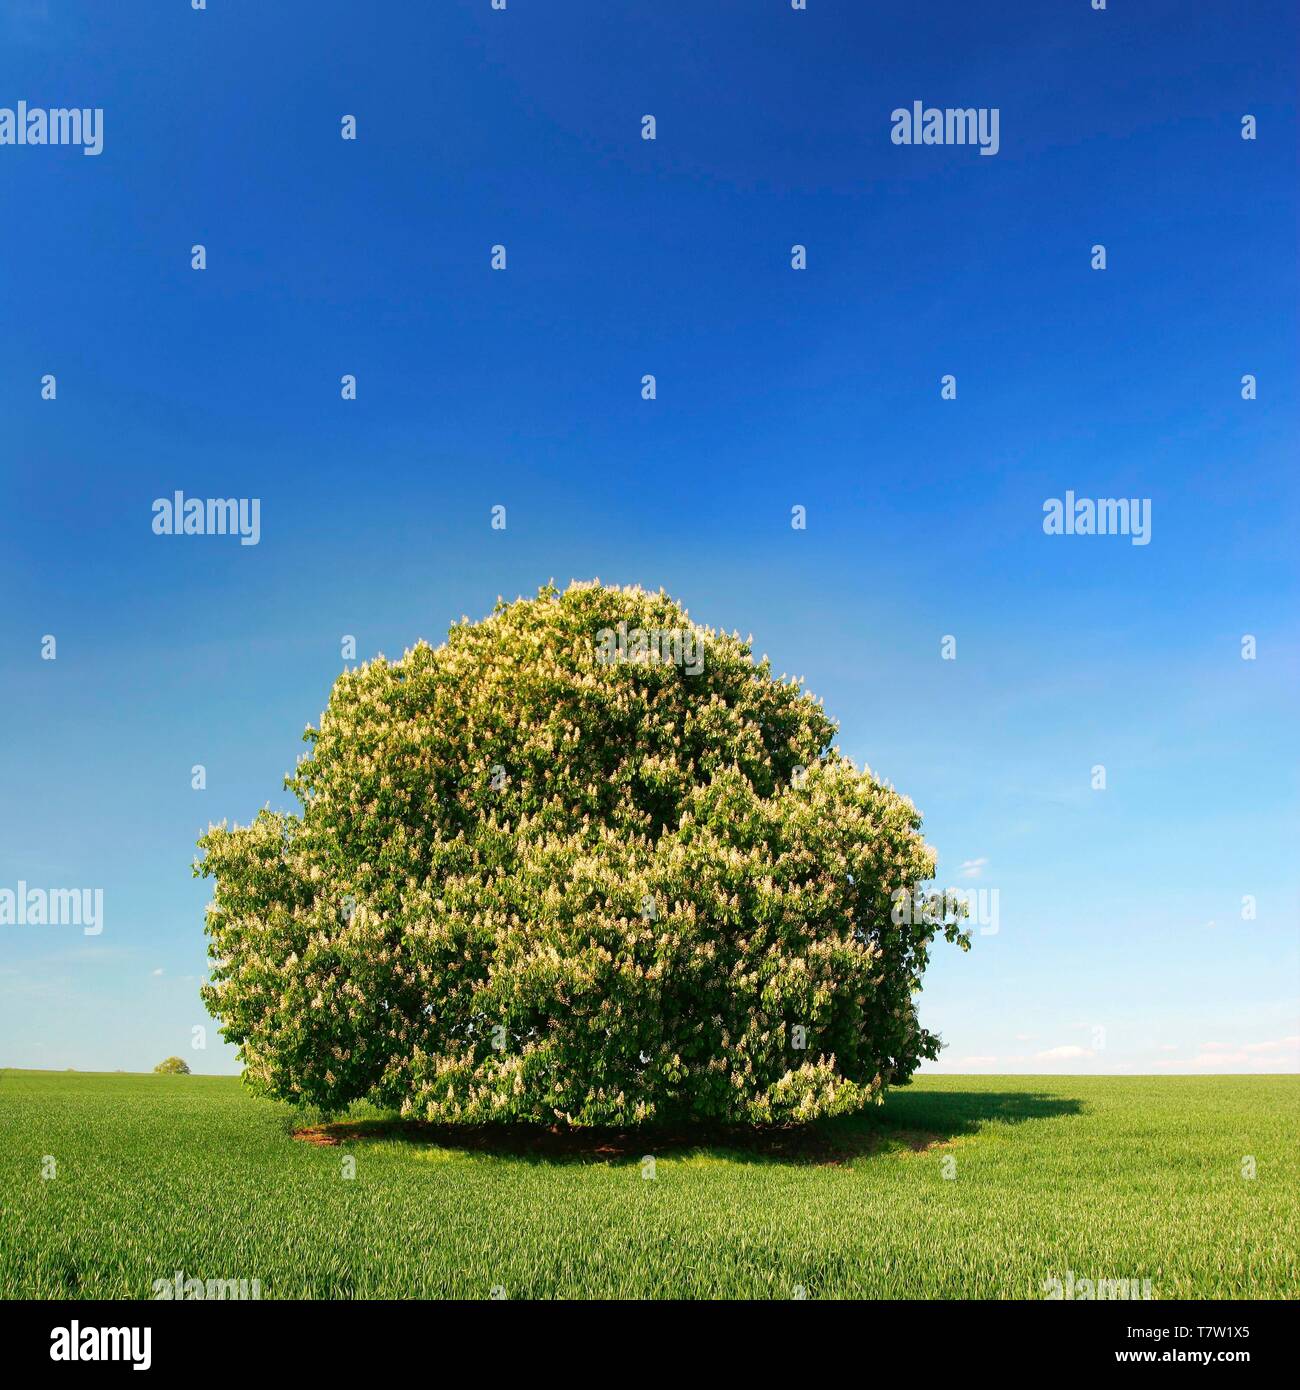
[154,1057,191,1075]
[196,581,967,1126]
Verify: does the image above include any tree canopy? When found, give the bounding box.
[197,581,966,1125]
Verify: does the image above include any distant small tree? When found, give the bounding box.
[154,1056,191,1075]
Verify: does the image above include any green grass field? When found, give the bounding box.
[1,1069,1295,1299]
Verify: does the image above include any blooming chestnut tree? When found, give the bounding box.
[197,581,967,1126]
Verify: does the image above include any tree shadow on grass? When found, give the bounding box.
[291,1089,1083,1167]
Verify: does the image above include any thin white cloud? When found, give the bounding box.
[1156,1036,1300,1070]
[1035,1044,1095,1061]
[1197,1037,1298,1054]
[958,857,988,878]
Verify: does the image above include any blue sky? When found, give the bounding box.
[1,0,1296,1077]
